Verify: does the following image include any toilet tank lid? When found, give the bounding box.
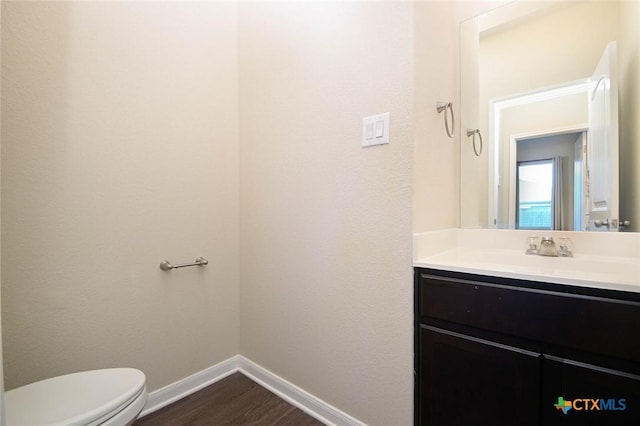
[4,368,146,426]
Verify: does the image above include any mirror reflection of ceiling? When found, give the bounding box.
[460,0,640,232]
[479,2,618,103]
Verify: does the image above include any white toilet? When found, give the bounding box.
[4,368,148,426]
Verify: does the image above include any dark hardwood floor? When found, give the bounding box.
[134,372,325,425]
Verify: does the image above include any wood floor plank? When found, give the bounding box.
[134,373,325,425]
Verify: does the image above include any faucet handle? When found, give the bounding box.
[558,237,573,257]
[525,236,540,255]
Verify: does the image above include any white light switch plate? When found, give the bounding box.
[362,112,389,147]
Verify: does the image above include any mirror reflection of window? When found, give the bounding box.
[517,160,553,230]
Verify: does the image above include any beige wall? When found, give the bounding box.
[0,1,4,422]
[3,1,418,423]
[238,2,413,424]
[413,0,507,233]
[456,1,510,230]
[413,1,459,233]
[619,0,640,231]
[1,1,240,391]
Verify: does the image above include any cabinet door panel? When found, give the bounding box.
[542,356,640,425]
[419,325,540,426]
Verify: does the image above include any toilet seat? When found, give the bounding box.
[4,368,147,426]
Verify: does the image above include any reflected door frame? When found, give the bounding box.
[488,79,591,229]
[507,125,588,229]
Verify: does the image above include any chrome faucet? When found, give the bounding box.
[538,236,558,257]
[525,236,573,257]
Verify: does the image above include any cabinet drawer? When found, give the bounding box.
[419,272,640,364]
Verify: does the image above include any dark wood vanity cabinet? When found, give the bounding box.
[414,268,640,426]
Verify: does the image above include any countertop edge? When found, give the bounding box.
[413,259,640,294]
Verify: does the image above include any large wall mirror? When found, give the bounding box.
[460,1,639,232]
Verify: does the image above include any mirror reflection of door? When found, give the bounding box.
[515,132,586,231]
[587,41,619,232]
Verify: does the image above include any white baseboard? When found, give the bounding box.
[139,355,239,417]
[237,356,366,426]
[138,355,365,426]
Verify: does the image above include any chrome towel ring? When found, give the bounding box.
[466,129,483,157]
[436,102,455,138]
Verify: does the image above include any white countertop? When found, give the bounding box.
[413,229,640,294]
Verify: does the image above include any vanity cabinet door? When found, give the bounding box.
[541,356,640,426]
[419,325,541,426]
